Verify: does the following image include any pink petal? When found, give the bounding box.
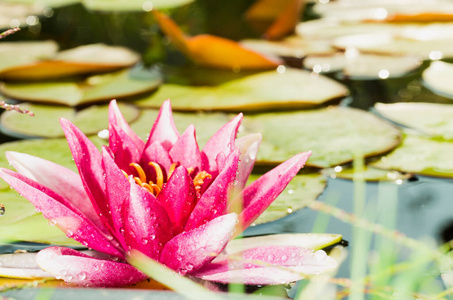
[37,247,147,287]
[109,100,145,153]
[234,133,261,191]
[145,99,180,151]
[160,213,238,275]
[108,124,143,173]
[169,125,202,172]
[193,246,337,285]
[156,166,197,235]
[0,169,124,258]
[185,149,240,231]
[60,118,110,228]
[232,151,311,233]
[140,141,173,177]
[201,114,243,174]
[102,148,130,250]
[122,179,173,260]
[5,151,103,230]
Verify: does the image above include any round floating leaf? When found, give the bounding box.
[322,165,411,182]
[3,0,79,8]
[0,137,107,190]
[0,41,58,74]
[136,68,348,111]
[422,61,453,100]
[1,44,141,80]
[240,107,401,168]
[371,132,453,178]
[375,102,453,140]
[0,188,37,226]
[251,173,326,225]
[0,102,140,138]
[130,109,232,148]
[241,36,336,59]
[82,0,194,11]
[0,67,162,106]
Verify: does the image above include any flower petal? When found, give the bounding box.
[123,179,173,260]
[0,252,53,279]
[169,125,202,171]
[193,246,337,285]
[145,99,180,151]
[109,100,144,153]
[201,113,242,174]
[160,213,238,275]
[234,133,261,191]
[157,166,196,235]
[5,151,102,229]
[185,148,240,231]
[231,151,311,233]
[140,141,173,178]
[0,169,123,258]
[37,247,147,287]
[60,118,110,228]
[109,124,143,172]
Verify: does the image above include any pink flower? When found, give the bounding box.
[0,100,335,287]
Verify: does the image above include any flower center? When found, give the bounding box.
[122,162,212,196]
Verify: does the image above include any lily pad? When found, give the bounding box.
[0,137,107,190]
[82,0,194,11]
[322,165,411,182]
[1,44,141,80]
[0,3,44,30]
[371,132,453,178]
[3,0,78,8]
[304,53,421,79]
[226,233,342,254]
[252,173,326,225]
[0,67,162,106]
[241,36,336,59]
[135,68,348,111]
[240,107,402,168]
[0,102,140,139]
[374,102,453,140]
[0,41,58,74]
[422,61,453,100]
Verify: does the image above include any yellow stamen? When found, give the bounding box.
[130,163,147,183]
[193,171,212,193]
[150,183,161,195]
[187,167,195,175]
[141,182,155,194]
[121,170,129,179]
[149,162,164,189]
[168,163,178,180]
[134,177,144,186]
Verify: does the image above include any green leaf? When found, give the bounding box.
[375,102,453,140]
[82,0,194,11]
[135,68,348,111]
[371,132,453,178]
[240,107,402,168]
[0,67,162,106]
[0,102,140,139]
[251,173,326,225]
[422,61,453,100]
[322,165,411,182]
[2,0,77,9]
[0,41,58,73]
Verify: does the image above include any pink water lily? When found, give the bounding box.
[0,100,336,287]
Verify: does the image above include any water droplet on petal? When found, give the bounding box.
[314,250,327,261]
[78,272,87,280]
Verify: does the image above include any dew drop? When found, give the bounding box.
[142,238,149,245]
[314,250,327,261]
[78,272,87,280]
[150,234,156,240]
[48,219,57,226]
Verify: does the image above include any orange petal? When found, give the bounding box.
[245,0,304,40]
[153,11,281,70]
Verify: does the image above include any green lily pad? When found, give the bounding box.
[0,41,58,74]
[3,0,78,8]
[226,233,343,254]
[240,107,402,168]
[0,137,107,190]
[1,44,141,80]
[375,102,453,140]
[0,67,162,106]
[322,165,411,182]
[371,132,453,178]
[0,102,140,139]
[0,188,37,226]
[82,0,194,11]
[422,61,453,100]
[135,68,348,111]
[252,173,326,225]
[131,109,232,148]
